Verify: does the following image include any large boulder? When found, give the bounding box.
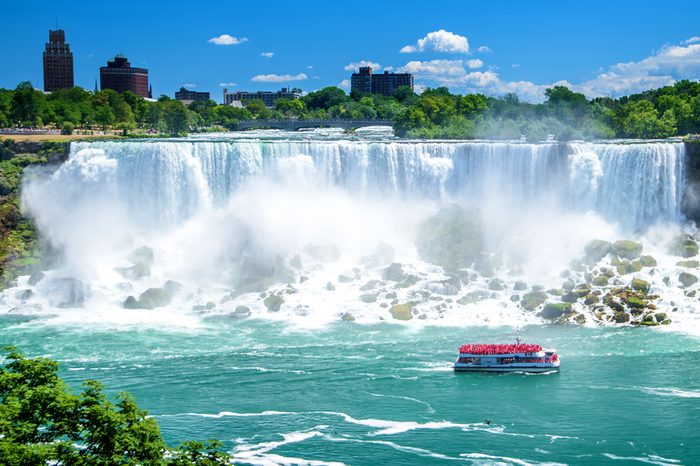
[670,235,698,258]
[43,277,90,308]
[521,291,547,310]
[584,240,612,263]
[416,204,484,270]
[137,287,173,309]
[631,278,650,293]
[263,293,284,312]
[679,272,698,288]
[612,240,643,260]
[676,260,700,268]
[389,303,413,321]
[639,255,657,267]
[591,276,609,287]
[382,263,406,282]
[540,302,572,320]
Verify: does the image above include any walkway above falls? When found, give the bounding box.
[236,119,393,131]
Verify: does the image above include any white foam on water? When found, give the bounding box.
[460,452,567,466]
[231,430,346,466]
[602,453,682,465]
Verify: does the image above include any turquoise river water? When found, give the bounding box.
[3,318,699,465]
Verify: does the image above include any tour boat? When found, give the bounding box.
[453,341,560,373]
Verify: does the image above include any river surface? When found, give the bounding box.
[2,129,700,465]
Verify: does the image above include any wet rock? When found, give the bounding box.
[28,270,45,286]
[612,240,643,260]
[584,240,612,263]
[670,235,698,258]
[611,256,622,266]
[547,288,563,297]
[562,279,576,291]
[360,293,378,303]
[263,293,284,312]
[676,260,700,268]
[360,280,383,291]
[304,243,341,262]
[488,278,505,291]
[325,282,335,291]
[573,313,586,324]
[631,278,650,293]
[613,311,630,323]
[137,287,173,309]
[389,303,413,321]
[416,205,484,270]
[540,302,573,320]
[15,289,33,301]
[44,277,90,308]
[521,291,547,310]
[584,293,600,305]
[639,255,657,267]
[341,312,356,322]
[395,275,420,289]
[679,272,698,288]
[513,280,528,291]
[630,261,643,273]
[115,262,150,280]
[382,263,406,282]
[457,290,490,305]
[233,305,251,317]
[123,296,139,309]
[663,276,671,286]
[510,294,520,302]
[592,276,609,287]
[338,274,354,283]
[562,292,579,303]
[299,276,308,284]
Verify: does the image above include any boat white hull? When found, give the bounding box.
[454,364,560,373]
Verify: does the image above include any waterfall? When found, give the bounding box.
[45,140,685,232]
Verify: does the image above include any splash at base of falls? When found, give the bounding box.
[2,134,698,334]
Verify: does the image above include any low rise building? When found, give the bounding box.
[223,87,301,107]
[175,87,210,104]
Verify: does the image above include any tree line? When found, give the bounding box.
[2,80,700,139]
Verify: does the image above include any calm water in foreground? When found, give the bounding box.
[3,317,699,465]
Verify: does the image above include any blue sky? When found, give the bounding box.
[2,0,699,102]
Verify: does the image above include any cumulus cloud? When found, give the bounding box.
[208,34,248,45]
[344,60,381,71]
[219,82,236,87]
[182,83,196,88]
[400,29,469,53]
[251,73,308,83]
[338,79,350,90]
[395,39,700,102]
[261,52,274,58]
[683,37,700,45]
[477,45,492,53]
[466,59,483,69]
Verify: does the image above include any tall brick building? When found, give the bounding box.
[350,67,413,96]
[100,55,151,98]
[43,29,74,92]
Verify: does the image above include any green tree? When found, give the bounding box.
[621,100,676,138]
[245,99,272,119]
[302,87,348,110]
[0,347,231,465]
[161,100,190,135]
[11,82,44,125]
[274,98,305,117]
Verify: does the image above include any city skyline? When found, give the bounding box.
[2,0,700,102]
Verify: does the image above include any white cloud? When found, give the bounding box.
[477,46,492,53]
[394,39,700,102]
[414,83,428,94]
[338,79,350,90]
[261,52,274,58]
[400,29,469,54]
[182,83,196,88]
[219,82,236,87]
[307,65,314,69]
[344,61,381,71]
[512,64,520,68]
[208,34,248,45]
[683,37,700,45]
[251,73,308,83]
[466,59,483,69]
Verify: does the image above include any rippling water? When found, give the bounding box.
[5,318,698,465]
